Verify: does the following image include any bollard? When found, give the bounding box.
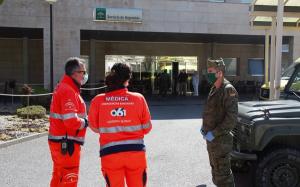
[11,89,13,105]
[27,95,29,126]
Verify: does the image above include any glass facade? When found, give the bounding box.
[105,55,198,94]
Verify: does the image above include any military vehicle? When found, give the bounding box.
[231,62,300,187]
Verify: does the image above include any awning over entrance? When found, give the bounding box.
[250,0,300,29]
[0,27,43,39]
[81,30,292,44]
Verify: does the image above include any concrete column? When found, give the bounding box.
[90,39,96,85]
[197,43,210,89]
[53,29,81,85]
[22,37,28,84]
[151,58,155,93]
[287,37,294,66]
[211,43,217,58]
[264,32,269,84]
[292,35,300,62]
[89,39,96,95]
[197,55,201,77]
[270,18,276,100]
[274,0,284,100]
[43,27,50,90]
[96,42,106,81]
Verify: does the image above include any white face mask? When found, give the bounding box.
[81,73,88,85]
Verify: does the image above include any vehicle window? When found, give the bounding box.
[282,64,295,80]
[289,70,300,92]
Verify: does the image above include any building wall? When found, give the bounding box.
[216,43,290,82]
[215,44,264,82]
[0,0,50,87]
[0,0,300,88]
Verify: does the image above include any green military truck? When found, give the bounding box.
[231,62,300,187]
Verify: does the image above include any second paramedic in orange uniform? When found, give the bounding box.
[89,63,152,187]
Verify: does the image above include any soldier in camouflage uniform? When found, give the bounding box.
[201,58,238,187]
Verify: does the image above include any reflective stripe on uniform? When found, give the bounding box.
[100,139,144,150]
[90,127,100,133]
[99,122,151,133]
[79,118,86,130]
[50,112,87,120]
[48,134,85,143]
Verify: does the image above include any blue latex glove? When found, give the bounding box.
[205,131,215,142]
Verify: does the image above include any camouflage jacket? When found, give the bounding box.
[202,79,238,137]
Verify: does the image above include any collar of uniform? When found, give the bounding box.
[209,78,226,96]
[221,78,230,88]
[60,75,80,93]
[105,87,128,95]
[213,78,227,90]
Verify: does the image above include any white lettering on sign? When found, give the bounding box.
[106,96,129,102]
[94,7,143,23]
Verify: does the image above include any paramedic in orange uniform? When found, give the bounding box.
[88,63,152,187]
[48,57,89,187]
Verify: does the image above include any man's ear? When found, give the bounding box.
[217,71,223,78]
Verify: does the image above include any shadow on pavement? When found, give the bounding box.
[147,93,260,120]
[150,104,203,120]
[233,166,255,187]
[194,170,253,187]
[147,95,203,120]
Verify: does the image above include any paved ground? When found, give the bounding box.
[0,97,252,187]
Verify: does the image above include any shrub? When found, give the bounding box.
[16,105,46,119]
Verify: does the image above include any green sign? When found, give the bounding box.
[94,7,142,23]
[95,8,106,21]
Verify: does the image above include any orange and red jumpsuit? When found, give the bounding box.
[89,87,152,187]
[48,75,87,187]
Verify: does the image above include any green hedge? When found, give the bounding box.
[16,105,47,119]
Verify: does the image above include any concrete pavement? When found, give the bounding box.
[0,99,251,187]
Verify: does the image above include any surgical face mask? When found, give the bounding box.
[81,73,88,85]
[207,72,217,84]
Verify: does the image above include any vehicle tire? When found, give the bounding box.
[255,148,300,187]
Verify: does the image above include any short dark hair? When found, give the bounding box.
[207,58,226,73]
[65,57,84,76]
[105,63,132,87]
